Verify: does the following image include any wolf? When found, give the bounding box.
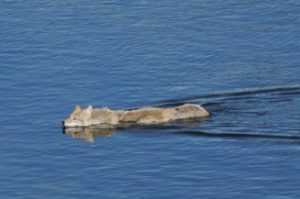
[63,104,210,128]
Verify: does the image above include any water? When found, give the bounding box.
[1,0,300,198]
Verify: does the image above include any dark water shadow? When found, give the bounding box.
[175,130,300,141]
[63,126,300,144]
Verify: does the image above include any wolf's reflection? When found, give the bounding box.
[63,118,209,143]
[63,127,115,143]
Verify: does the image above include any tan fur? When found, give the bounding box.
[63,104,210,128]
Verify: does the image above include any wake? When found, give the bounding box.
[155,85,300,107]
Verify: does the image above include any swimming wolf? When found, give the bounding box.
[63,104,210,128]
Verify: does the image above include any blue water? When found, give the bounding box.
[1,0,300,198]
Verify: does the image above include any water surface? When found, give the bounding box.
[1,0,300,198]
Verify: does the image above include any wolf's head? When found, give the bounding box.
[63,105,93,127]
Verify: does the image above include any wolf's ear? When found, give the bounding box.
[75,105,81,111]
[87,105,93,111]
[79,105,93,119]
[84,105,93,115]
[71,105,81,116]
